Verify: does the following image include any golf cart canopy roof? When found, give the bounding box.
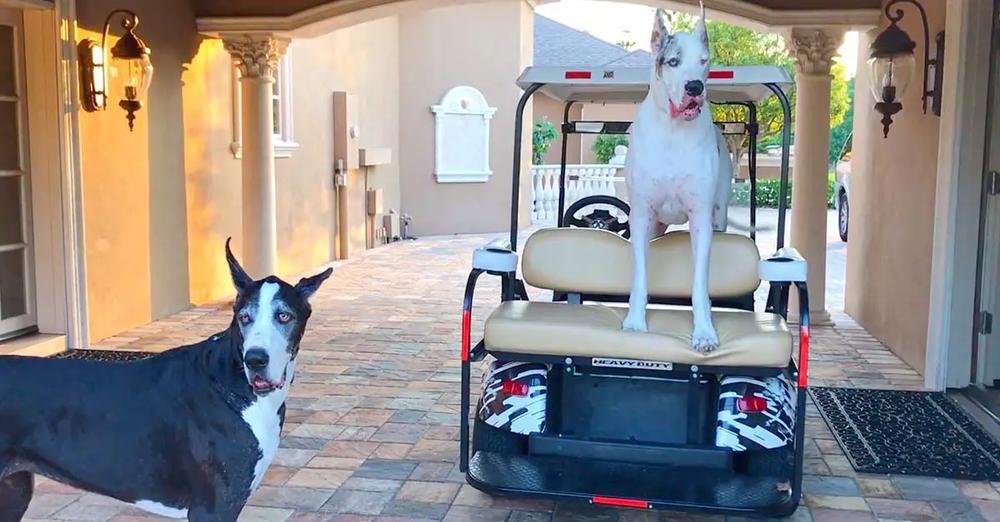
[516,65,792,104]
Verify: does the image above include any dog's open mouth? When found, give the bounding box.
[670,94,704,121]
[250,367,287,394]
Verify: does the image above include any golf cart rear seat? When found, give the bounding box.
[483,227,791,367]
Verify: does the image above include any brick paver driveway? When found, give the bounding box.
[26,234,1000,521]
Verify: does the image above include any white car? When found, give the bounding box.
[833,133,851,242]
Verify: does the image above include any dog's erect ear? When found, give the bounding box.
[696,1,709,50]
[225,237,253,293]
[295,267,333,301]
[651,8,669,52]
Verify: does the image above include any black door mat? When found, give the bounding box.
[810,387,1000,481]
[53,349,155,363]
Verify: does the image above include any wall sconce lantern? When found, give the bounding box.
[79,10,153,131]
[868,0,944,138]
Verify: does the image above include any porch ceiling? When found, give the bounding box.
[195,0,881,36]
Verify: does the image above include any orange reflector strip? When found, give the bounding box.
[592,496,650,509]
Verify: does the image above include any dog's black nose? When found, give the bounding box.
[685,80,704,96]
[245,349,269,371]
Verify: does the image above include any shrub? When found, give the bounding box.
[532,120,558,165]
[592,135,630,164]
[729,175,836,209]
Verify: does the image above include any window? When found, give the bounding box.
[230,49,298,159]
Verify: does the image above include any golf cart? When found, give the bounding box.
[459,65,810,517]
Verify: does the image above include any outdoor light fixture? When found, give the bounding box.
[868,0,943,138]
[79,9,153,131]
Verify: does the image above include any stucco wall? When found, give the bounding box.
[845,1,946,374]
[398,0,533,236]
[77,0,199,342]
[534,93,581,165]
[184,17,401,305]
[77,0,402,340]
[277,17,401,276]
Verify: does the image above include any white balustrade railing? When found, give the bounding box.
[531,164,625,225]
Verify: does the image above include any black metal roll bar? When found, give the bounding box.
[508,81,792,251]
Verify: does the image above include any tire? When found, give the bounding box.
[838,191,849,242]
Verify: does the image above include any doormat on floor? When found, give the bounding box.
[810,387,1000,481]
[53,349,155,363]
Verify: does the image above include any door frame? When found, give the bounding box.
[972,2,1000,386]
[3,0,89,348]
[0,7,37,337]
[925,0,995,391]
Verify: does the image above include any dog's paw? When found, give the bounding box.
[622,314,648,333]
[691,326,720,352]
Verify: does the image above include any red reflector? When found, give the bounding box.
[737,395,769,413]
[502,380,529,397]
[708,70,734,79]
[565,71,592,79]
[592,496,650,509]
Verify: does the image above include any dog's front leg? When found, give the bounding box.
[623,204,654,332]
[689,210,720,351]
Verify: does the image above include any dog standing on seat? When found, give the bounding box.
[0,240,332,521]
[621,5,734,352]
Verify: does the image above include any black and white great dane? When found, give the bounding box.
[0,240,332,521]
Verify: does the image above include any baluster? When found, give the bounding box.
[531,167,542,223]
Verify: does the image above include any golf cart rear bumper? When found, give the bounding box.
[466,449,799,517]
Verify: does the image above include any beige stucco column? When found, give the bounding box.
[785,28,843,325]
[222,34,290,277]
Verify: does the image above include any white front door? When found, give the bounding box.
[0,8,36,340]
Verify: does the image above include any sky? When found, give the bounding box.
[536,0,859,77]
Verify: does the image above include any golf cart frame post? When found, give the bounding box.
[460,65,809,517]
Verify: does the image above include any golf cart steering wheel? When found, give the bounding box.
[563,195,631,239]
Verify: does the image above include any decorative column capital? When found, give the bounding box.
[784,28,844,75]
[221,34,290,80]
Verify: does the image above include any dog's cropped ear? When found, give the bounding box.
[295,267,333,301]
[696,1,709,50]
[225,237,253,293]
[651,8,669,53]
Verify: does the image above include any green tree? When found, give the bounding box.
[670,15,850,166]
[592,135,630,163]
[532,119,558,165]
[828,79,855,165]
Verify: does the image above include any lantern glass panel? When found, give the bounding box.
[112,53,153,102]
[867,53,914,103]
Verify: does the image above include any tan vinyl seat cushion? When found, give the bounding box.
[522,228,761,299]
[485,301,791,367]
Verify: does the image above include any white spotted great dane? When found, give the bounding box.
[621,5,735,352]
[0,240,332,521]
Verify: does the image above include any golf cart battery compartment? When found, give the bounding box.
[529,433,733,469]
[556,370,715,445]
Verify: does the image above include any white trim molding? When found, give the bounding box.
[196,0,880,37]
[925,0,994,390]
[431,86,496,184]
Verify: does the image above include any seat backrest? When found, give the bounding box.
[522,228,761,299]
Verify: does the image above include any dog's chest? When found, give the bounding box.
[241,391,285,492]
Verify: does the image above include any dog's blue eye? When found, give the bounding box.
[667,57,680,67]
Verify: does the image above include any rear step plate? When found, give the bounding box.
[529,434,732,469]
[467,451,796,516]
